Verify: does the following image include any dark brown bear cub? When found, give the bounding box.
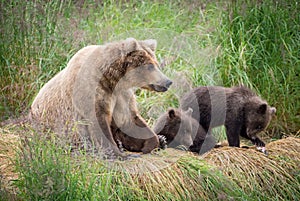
[111,117,167,154]
[153,108,216,154]
[180,86,276,153]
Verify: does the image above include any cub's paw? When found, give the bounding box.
[158,135,167,150]
[116,139,125,153]
[256,146,268,156]
[251,138,265,147]
[189,144,200,154]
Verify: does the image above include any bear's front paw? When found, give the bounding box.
[158,135,167,150]
[116,139,125,153]
[189,145,200,153]
[251,137,265,147]
[256,146,268,155]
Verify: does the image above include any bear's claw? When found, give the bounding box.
[116,139,125,153]
[256,146,268,155]
[158,135,167,150]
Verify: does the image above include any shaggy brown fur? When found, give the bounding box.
[180,86,276,151]
[153,108,215,154]
[30,38,172,158]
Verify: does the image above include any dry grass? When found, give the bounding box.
[107,149,241,200]
[0,123,299,200]
[203,137,300,199]
[0,125,21,200]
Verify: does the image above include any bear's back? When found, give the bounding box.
[180,86,258,130]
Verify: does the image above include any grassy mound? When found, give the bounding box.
[0,124,299,200]
[203,138,300,200]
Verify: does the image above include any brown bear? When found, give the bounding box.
[30,38,172,158]
[180,86,276,153]
[153,108,216,154]
[111,118,168,153]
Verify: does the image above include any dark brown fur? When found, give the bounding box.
[111,117,160,153]
[153,108,216,154]
[180,86,276,150]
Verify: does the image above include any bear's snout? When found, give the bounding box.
[148,79,172,92]
[148,84,167,92]
[165,79,173,88]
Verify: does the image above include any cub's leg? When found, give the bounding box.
[225,122,241,147]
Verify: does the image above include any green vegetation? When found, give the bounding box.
[215,0,300,134]
[12,129,251,201]
[1,124,299,201]
[0,0,299,134]
[0,0,299,200]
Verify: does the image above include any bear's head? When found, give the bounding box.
[115,38,172,92]
[153,108,198,148]
[244,98,276,139]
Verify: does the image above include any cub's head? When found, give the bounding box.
[153,108,198,148]
[245,98,276,139]
[118,39,172,92]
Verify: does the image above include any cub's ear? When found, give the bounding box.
[168,109,176,119]
[124,38,139,53]
[270,107,276,115]
[141,39,157,51]
[185,107,193,116]
[257,103,267,114]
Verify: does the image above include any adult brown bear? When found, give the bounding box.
[30,38,172,158]
[180,86,276,153]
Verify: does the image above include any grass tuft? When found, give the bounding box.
[203,137,300,200]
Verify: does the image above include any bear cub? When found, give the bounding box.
[153,108,216,154]
[111,118,167,154]
[180,85,276,153]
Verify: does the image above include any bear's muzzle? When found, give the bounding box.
[147,79,172,92]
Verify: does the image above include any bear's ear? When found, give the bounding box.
[168,109,176,119]
[124,38,139,53]
[184,107,193,116]
[257,103,267,114]
[141,39,157,51]
[270,107,276,116]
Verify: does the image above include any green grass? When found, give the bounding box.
[2,124,298,201]
[1,0,298,134]
[0,0,300,200]
[214,0,300,135]
[13,128,252,201]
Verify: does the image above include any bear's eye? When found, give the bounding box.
[147,64,155,71]
[256,125,262,130]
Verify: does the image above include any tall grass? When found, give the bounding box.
[0,0,77,120]
[215,0,300,135]
[1,0,298,134]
